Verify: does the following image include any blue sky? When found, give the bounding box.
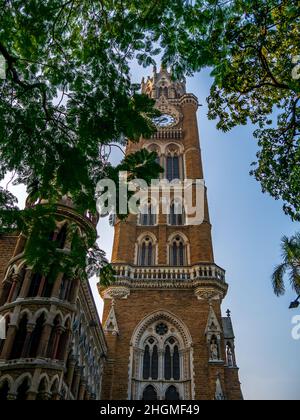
[2,65,299,400]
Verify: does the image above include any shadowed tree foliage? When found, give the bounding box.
[0,0,299,283]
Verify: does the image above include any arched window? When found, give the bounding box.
[130,315,192,400]
[165,386,180,401]
[143,345,151,380]
[27,273,43,298]
[16,378,30,400]
[173,346,180,381]
[50,379,59,400]
[169,201,185,226]
[36,378,49,400]
[143,338,159,380]
[47,316,62,359]
[143,385,157,401]
[0,381,9,400]
[41,275,54,298]
[164,345,172,380]
[138,237,156,266]
[139,203,157,226]
[164,338,181,380]
[56,224,68,249]
[170,236,187,266]
[166,155,180,181]
[10,314,28,360]
[59,275,72,301]
[28,314,46,358]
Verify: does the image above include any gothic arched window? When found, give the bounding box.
[27,273,43,298]
[139,203,157,226]
[0,381,9,400]
[28,313,46,358]
[143,385,157,401]
[169,201,185,226]
[16,378,30,400]
[138,237,156,266]
[10,314,28,360]
[143,338,159,380]
[56,224,68,249]
[59,275,72,302]
[164,338,181,380]
[165,386,180,401]
[130,315,192,400]
[170,236,187,266]
[166,155,180,181]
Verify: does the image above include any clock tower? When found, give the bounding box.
[100,67,243,401]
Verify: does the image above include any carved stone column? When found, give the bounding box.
[21,323,35,358]
[51,273,64,299]
[7,274,19,303]
[72,367,82,400]
[0,324,17,360]
[66,357,77,387]
[18,270,32,299]
[78,379,87,400]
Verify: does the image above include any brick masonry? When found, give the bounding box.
[101,68,244,401]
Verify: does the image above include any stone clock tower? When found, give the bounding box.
[100,67,243,401]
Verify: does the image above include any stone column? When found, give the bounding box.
[37,276,46,297]
[21,323,35,358]
[66,357,77,387]
[0,324,17,360]
[72,367,82,399]
[51,273,64,299]
[69,277,80,305]
[26,390,38,400]
[78,379,87,400]
[7,275,19,303]
[52,327,64,359]
[7,393,17,400]
[13,234,27,257]
[19,270,32,299]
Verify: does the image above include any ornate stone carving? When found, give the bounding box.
[194,287,223,301]
[102,286,130,300]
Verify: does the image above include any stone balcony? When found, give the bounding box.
[113,263,226,282]
[100,263,228,301]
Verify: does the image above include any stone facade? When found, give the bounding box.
[101,67,243,401]
[0,198,107,400]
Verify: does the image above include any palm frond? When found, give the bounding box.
[272,263,287,296]
[289,265,300,295]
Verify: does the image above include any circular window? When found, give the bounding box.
[156,323,169,336]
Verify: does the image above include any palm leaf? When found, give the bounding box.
[272,263,287,297]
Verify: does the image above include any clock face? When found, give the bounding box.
[154,113,176,128]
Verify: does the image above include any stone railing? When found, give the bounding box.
[150,128,183,140]
[113,263,226,283]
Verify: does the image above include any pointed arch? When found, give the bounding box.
[136,233,158,266]
[167,233,190,266]
[129,311,194,400]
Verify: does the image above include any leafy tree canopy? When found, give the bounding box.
[0,0,299,283]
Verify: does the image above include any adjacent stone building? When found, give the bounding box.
[0,197,107,400]
[100,67,243,401]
